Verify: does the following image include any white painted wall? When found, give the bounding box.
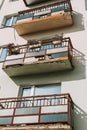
[0,63,19,98]
[0,0,87,130]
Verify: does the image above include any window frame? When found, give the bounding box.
[2,14,18,27]
[18,82,61,97]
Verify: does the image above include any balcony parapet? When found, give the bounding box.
[14,0,73,35]
[0,93,73,127]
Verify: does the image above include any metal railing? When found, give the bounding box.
[72,48,85,65]
[17,0,72,22]
[0,93,73,126]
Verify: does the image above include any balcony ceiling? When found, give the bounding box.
[14,13,73,36]
[3,57,73,77]
[23,0,52,6]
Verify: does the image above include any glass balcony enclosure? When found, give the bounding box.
[0,93,73,128]
[14,0,73,35]
[2,37,74,77]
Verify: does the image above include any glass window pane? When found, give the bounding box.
[22,88,31,97]
[15,107,39,115]
[40,114,67,123]
[85,0,87,10]
[0,49,8,62]
[0,118,12,125]
[12,16,17,25]
[51,52,67,59]
[43,45,47,50]
[5,17,11,26]
[35,84,61,96]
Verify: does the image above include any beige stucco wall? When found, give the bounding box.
[0,0,87,130]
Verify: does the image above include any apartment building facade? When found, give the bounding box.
[0,0,87,130]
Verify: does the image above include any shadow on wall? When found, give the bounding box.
[50,49,86,82]
[69,11,84,32]
[21,11,84,40]
[52,53,86,82]
[74,103,87,130]
[57,11,85,34]
[60,48,86,81]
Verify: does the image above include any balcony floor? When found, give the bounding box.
[3,57,73,77]
[14,13,73,36]
[0,124,72,130]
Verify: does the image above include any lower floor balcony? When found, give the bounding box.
[0,37,76,77]
[3,47,73,77]
[0,93,73,130]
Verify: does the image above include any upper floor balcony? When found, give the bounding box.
[1,37,74,77]
[14,0,73,36]
[0,93,73,129]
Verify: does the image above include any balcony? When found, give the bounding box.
[14,0,73,36]
[2,37,74,77]
[0,93,73,129]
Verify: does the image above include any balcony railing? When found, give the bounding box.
[2,37,74,76]
[0,93,73,126]
[14,0,73,35]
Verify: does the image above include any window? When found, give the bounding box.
[19,83,61,97]
[0,48,8,62]
[85,0,87,10]
[2,15,17,27]
[35,84,61,96]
